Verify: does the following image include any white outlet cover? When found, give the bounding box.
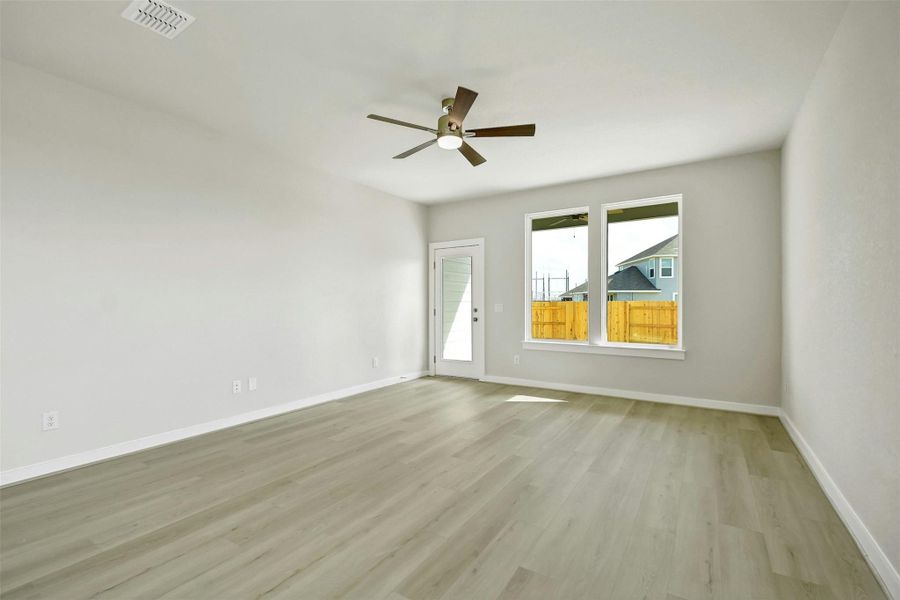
[232,379,242,394]
[372,357,380,368]
[249,377,258,391]
[42,411,59,431]
[513,354,520,365]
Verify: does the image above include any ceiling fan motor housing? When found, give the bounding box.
[437,114,461,137]
[441,97,454,114]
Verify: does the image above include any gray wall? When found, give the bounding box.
[429,150,782,406]
[782,1,900,579]
[0,61,428,471]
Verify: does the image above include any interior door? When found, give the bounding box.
[433,242,484,378]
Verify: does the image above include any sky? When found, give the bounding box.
[608,216,678,270]
[531,216,678,298]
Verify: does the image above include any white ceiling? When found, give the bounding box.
[1,1,845,203]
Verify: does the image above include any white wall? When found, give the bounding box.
[781,1,900,592]
[429,150,782,407]
[0,61,428,473]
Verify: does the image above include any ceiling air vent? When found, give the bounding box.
[121,0,195,39]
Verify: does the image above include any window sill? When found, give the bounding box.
[522,340,685,360]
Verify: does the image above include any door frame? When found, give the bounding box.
[428,238,485,378]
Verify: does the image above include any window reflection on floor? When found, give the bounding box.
[505,394,568,403]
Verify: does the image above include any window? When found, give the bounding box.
[604,197,679,347]
[526,208,588,341]
[523,194,683,359]
[660,257,674,278]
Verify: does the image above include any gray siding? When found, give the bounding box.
[608,291,660,301]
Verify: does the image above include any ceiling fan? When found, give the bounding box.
[367,86,536,167]
[547,213,588,228]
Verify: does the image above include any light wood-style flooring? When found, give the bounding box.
[0,377,886,599]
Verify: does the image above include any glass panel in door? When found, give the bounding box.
[441,255,473,361]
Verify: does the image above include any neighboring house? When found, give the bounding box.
[559,281,588,302]
[559,234,679,302]
[606,265,662,301]
[613,234,678,301]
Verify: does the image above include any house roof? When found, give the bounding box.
[608,266,659,291]
[560,265,659,297]
[616,234,678,267]
[560,282,588,297]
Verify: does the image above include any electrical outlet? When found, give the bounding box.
[372,357,380,368]
[232,379,242,394]
[249,377,258,391]
[514,354,520,365]
[42,411,59,431]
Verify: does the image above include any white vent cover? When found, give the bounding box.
[121,0,195,39]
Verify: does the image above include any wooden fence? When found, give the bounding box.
[607,301,677,344]
[531,301,588,340]
[531,301,677,344]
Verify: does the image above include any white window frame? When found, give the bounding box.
[524,207,590,344]
[522,194,684,360]
[648,258,655,279]
[660,256,674,278]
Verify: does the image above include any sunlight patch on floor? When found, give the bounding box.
[505,394,568,403]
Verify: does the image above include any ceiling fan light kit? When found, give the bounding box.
[436,111,463,150]
[367,86,535,166]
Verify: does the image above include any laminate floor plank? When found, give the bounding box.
[0,377,887,600]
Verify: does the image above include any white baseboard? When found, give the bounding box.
[779,412,899,600]
[479,375,780,416]
[0,370,428,487]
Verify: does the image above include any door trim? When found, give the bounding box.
[428,238,485,378]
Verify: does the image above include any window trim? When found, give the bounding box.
[524,207,590,344]
[522,339,685,360]
[648,258,655,279]
[660,256,674,278]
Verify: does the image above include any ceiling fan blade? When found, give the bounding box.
[547,214,587,227]
[448,86,478,130]
[367,114,437,133]
[468,124,536,137]
[458,141,486,167]
[393,138,437,159]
